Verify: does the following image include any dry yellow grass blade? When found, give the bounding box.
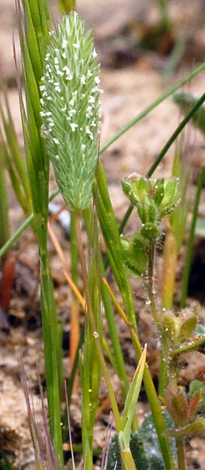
[48,221,86,311]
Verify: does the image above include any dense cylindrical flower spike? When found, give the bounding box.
[40,11,101,212]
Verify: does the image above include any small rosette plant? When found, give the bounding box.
[40,11,101,212]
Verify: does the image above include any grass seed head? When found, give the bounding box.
[40,11,101,212]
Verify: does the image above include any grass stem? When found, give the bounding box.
[70,214,80,394]
[74,212,122,434]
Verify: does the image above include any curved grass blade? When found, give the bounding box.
[17,0,63,461]
[180,165,205,309]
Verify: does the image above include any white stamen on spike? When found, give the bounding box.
[86,126,93,140]
[62,39,68,48]
[81,75,86,85]
[88,96,95,104]
[63,66,73,80]
[86,106,93,118]
[69,109,76,117]
[70,123,78,132]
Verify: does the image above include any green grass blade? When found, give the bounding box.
[17,0,63,461]
[173,91,205,134]
[119,92,205,234]
[21,47,41,132]
[169,144,189,254]
[0,213,33,258]
[101,278,129,397]
[180,165,205,309]
[121,346,146,448]
[21,0,51,78]
[100,61,205,155]
[66,329,84,405]
[98,163,137,330]
[147,92,205,178]
[1,140,31,217]
[21,1,42,82]
[40,260,63,458]
[18,87,42,216]
[81,210,104,461]
[0,188,59,260]
[0,91,31,199]
[0,145,10,246]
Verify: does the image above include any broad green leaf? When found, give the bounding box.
[107,412,176,470]
[178,316,198,343]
